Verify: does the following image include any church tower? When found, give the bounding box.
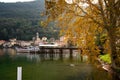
[34,32,41,45]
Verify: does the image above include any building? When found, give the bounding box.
[9,38,17,46]
[33,32,41,46]
[18,41,32,47]
[0,40,5,45]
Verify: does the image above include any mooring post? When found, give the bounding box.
[17,67,22,80]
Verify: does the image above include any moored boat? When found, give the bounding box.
[15,46,40,53]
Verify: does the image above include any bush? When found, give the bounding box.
[99,54,111,64]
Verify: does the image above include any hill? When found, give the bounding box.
[0,0,59,40]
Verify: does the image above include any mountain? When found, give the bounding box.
[0,0,59,40]
[0,0,45,18]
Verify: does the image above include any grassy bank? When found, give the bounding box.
[99,54,111,64]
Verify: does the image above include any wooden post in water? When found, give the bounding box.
[59,49,63,59]
[49,49,54,60]
[17,67,22,80]
[80,49,83,62]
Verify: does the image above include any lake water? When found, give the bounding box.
[0,49,112,80]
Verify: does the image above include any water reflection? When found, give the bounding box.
[0,49,112,80]
[7,48,82,62]
[0,49,98,63]
[0,49,4,56]
[16,52,82,62]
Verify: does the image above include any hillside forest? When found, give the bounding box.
[0,0,59,41]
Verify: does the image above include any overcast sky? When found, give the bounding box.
[0,0,35,3]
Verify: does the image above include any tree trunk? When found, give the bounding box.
[107,29,120,80]
[108,28,120,69]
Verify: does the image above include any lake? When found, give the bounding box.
[0,49,112,80]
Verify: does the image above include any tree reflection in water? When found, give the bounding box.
[0,49,112,80]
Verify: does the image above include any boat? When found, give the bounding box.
[15,46,40,53]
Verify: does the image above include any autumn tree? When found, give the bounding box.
[44,0,120,69]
